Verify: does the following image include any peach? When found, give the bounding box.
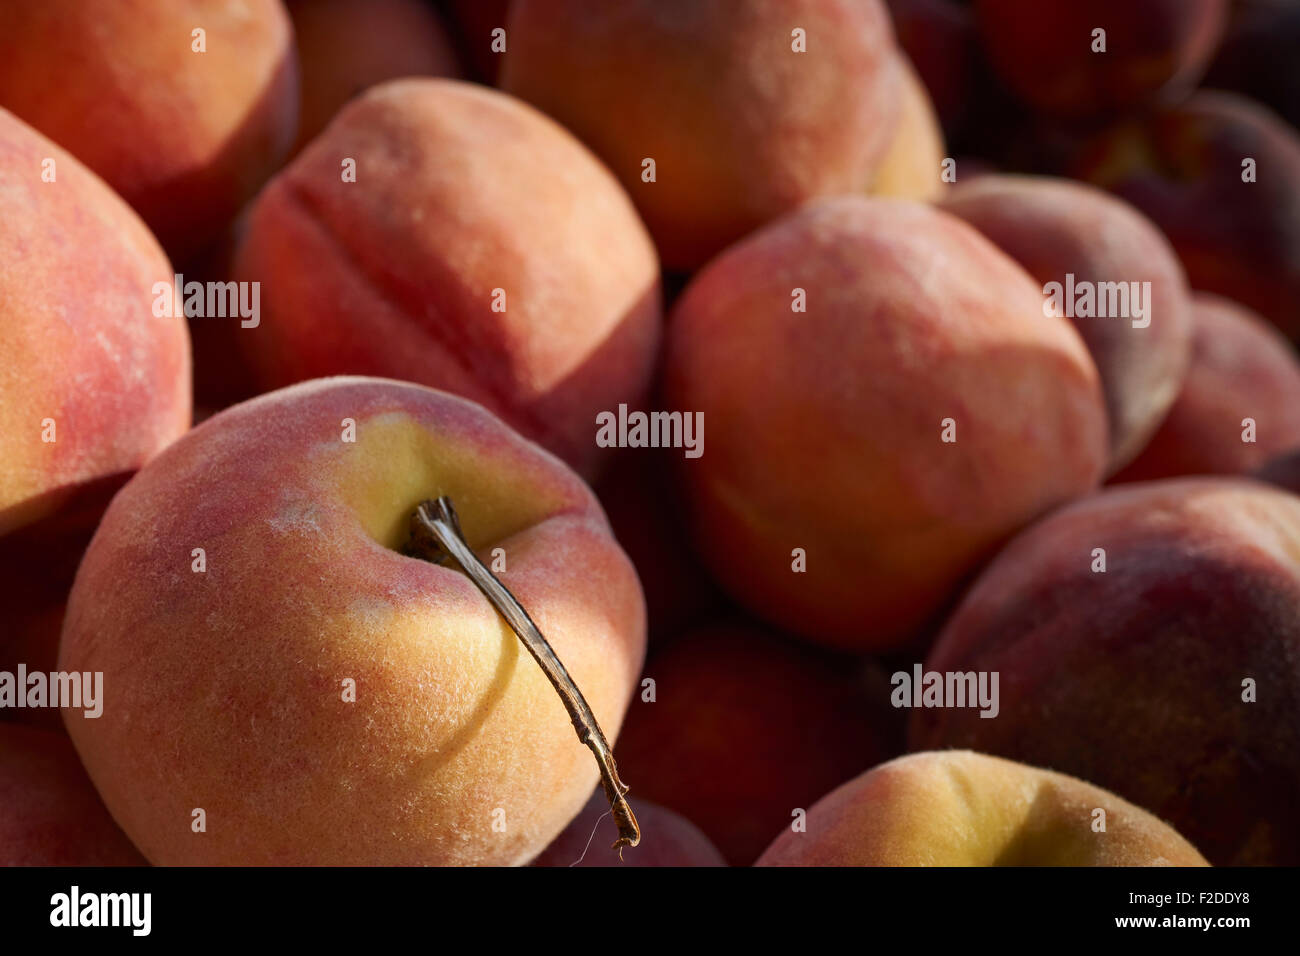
[530,790,725,867]
[0,0,298,262]
[940,174,1194,472]
[1071,92,1300,339]
[0,725,146,865]
[0,109,190,679]
[59,377,646,866]
[500,0,902,270]
[0,110,191,536]
[1111,294,1300,482]
[666,197,1108,650]
[613,622,900,865]
[288,0,461,153]
[869,54,947,201]
[231,79,661,478]
[910,477,1300,865]
[757,751,1208,866]
[974,0,1227,116]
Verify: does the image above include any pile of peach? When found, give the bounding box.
[3,0,1299,868]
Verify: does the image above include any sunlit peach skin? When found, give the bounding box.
[0,108,190,688]
[757,751,1208,866]
[60,378,646,866]
[666,197,1107,651]
[940,174,1193,472]
[0,0,299,261]
[232,79,662,478]
[500,0,903,270]
[869,53,947,201]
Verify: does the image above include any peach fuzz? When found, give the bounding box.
[939,174,1193,472]
[1071,91,1300,339]
[0,110,190,537]
[974,0,1227,116]
[910,478,1300,865]
[530,790,725,867]
[868,53,947,201]
[287,0,461,154]
[0,109,190,680]
[0,725,146,866]
[59,377,646,866]
[665,197,1108,651]
[613,622,900,866]
[500,0,902,270]
[231,79,661,478]
[0,0,298,262]
[757,751,1208,866]
[1112,294,1300,483]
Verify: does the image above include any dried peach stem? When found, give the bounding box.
[406,496,640,855]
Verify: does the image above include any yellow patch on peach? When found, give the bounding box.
[328,413,568,552]
[870,55,946,201]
